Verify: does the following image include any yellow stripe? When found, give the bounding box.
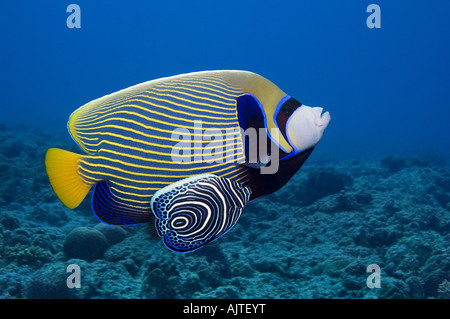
[76,90,237,123]
[77,132,174,150]
[150,84,237,103]
[74,118,241,138]
[203,74,243,89]
[76,135,98,141]
[79,140,243,164]
[77,132,242,151]
[80,172,162,192]
[134,95,236,115]
[79,157,246,182]
[77,97,236,123]
[76,138,245,162]
[110,186,155,197]
[96,191,147,211]
[78,90,139,117]
[78,100,236,124]
[149,95,235,116]
[222,166,247,180]
[168,77,242,92]
[234,172,250,184]
[99,147,245,166]
[79,166,154,184]
[84,153,245,172]
[75,114,232,132]
[107,193,149,209]
[221,166,247,179]
[77,129,243,149]
[77,125,207,144]
[76,109,233,128]
[137,91,236,111]
[108,188,150,205]
[111,179,170,187]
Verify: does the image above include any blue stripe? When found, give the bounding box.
[92,181,152,226]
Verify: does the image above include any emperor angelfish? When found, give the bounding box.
[45,70,330,253]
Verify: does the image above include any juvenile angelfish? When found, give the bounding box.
[45,70,330,253]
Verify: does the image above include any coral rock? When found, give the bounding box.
[63,227,109,262]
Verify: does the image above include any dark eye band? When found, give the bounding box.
[275,97,302,144]
[280,97,302,116]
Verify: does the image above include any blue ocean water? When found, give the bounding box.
[0,0,449,300]
[2,0,450,161]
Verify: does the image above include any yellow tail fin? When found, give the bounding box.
[45,148,92,209]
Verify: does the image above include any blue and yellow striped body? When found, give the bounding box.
[68,71,266,224]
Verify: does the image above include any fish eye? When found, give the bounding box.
[281,97,302,116]
[275,97,303,141]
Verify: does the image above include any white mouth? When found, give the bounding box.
[312,107,331,127]
[286,104,331,152]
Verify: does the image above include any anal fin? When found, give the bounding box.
[92,181,153,225]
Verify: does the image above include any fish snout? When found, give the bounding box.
[312,107,331,128]
[286,105,331,152]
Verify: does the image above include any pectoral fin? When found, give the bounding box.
[150,174,251,253]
